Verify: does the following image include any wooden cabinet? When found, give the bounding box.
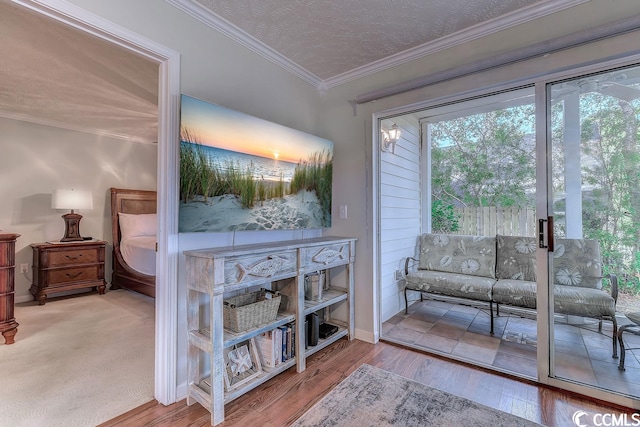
[30,240,106,305]
[184,237,356,426]
[0,232,20,345]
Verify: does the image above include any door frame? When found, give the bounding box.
[12,0,181,405]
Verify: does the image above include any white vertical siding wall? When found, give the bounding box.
[380,116,422,322]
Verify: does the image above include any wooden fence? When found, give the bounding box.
[452,206,536,237]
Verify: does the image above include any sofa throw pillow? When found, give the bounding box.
[496,235,537,282]
[418,233,496,278]
[553,238,602,289]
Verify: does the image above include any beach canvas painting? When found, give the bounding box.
[179,95,333,232]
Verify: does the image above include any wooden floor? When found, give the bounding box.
[100,339,632,427]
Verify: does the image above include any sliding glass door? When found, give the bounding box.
[379,60,640,408]
[547,66,640,399]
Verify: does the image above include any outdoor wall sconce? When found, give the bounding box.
[381,123,401,153]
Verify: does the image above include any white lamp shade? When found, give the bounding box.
[51,189,93,211]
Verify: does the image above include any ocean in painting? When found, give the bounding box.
[190,143,299,182]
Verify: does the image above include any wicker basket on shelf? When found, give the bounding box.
[223,288,281,333]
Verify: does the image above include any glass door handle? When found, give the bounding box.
[538,217,554,252]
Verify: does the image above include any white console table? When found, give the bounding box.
[184,236,356,425]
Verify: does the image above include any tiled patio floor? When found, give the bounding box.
[382,298,640,398]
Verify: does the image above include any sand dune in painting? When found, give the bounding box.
[179,190,326,232]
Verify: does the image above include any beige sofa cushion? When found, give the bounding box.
[496,236,604,289]
[496,235,537,281]
[492,280,615,318]
[553,239,602,289]
[406,270,495,302]
[492,279,536,308]
[554,284,615,317]
[418,234,496,279]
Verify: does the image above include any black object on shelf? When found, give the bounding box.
[319,323,338,339]
[307,313,319,346]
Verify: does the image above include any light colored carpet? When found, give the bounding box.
[0,290,154,427]
[292,364,543,427]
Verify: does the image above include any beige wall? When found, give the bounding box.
[0,117,157,301]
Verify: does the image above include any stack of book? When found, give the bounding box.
[254,322,295,370]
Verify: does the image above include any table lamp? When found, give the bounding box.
[51,189,93,242]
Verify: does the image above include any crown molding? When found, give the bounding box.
[165,0,587,93]
[164,0,322,87]
[323,0,589,89]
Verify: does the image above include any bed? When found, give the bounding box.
[110,187,157,298]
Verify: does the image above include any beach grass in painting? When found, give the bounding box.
[178,95,333,232]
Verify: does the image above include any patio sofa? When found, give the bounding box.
[404,233,619,357]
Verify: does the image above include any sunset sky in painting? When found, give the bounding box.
[180,95,333,164]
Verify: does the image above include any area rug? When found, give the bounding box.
[292,364,542,427]
[0,290,154,427]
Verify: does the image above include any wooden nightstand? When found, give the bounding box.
[30,240,107,305]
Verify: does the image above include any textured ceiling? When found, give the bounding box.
[190,0,542,81]
[1,0,582,142]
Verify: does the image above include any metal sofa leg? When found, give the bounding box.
[618,326,626,371]
[404,287,410,314]
[612,316,618,359]
[489,301,494,336]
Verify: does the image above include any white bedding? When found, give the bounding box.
[120,235,156,276]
